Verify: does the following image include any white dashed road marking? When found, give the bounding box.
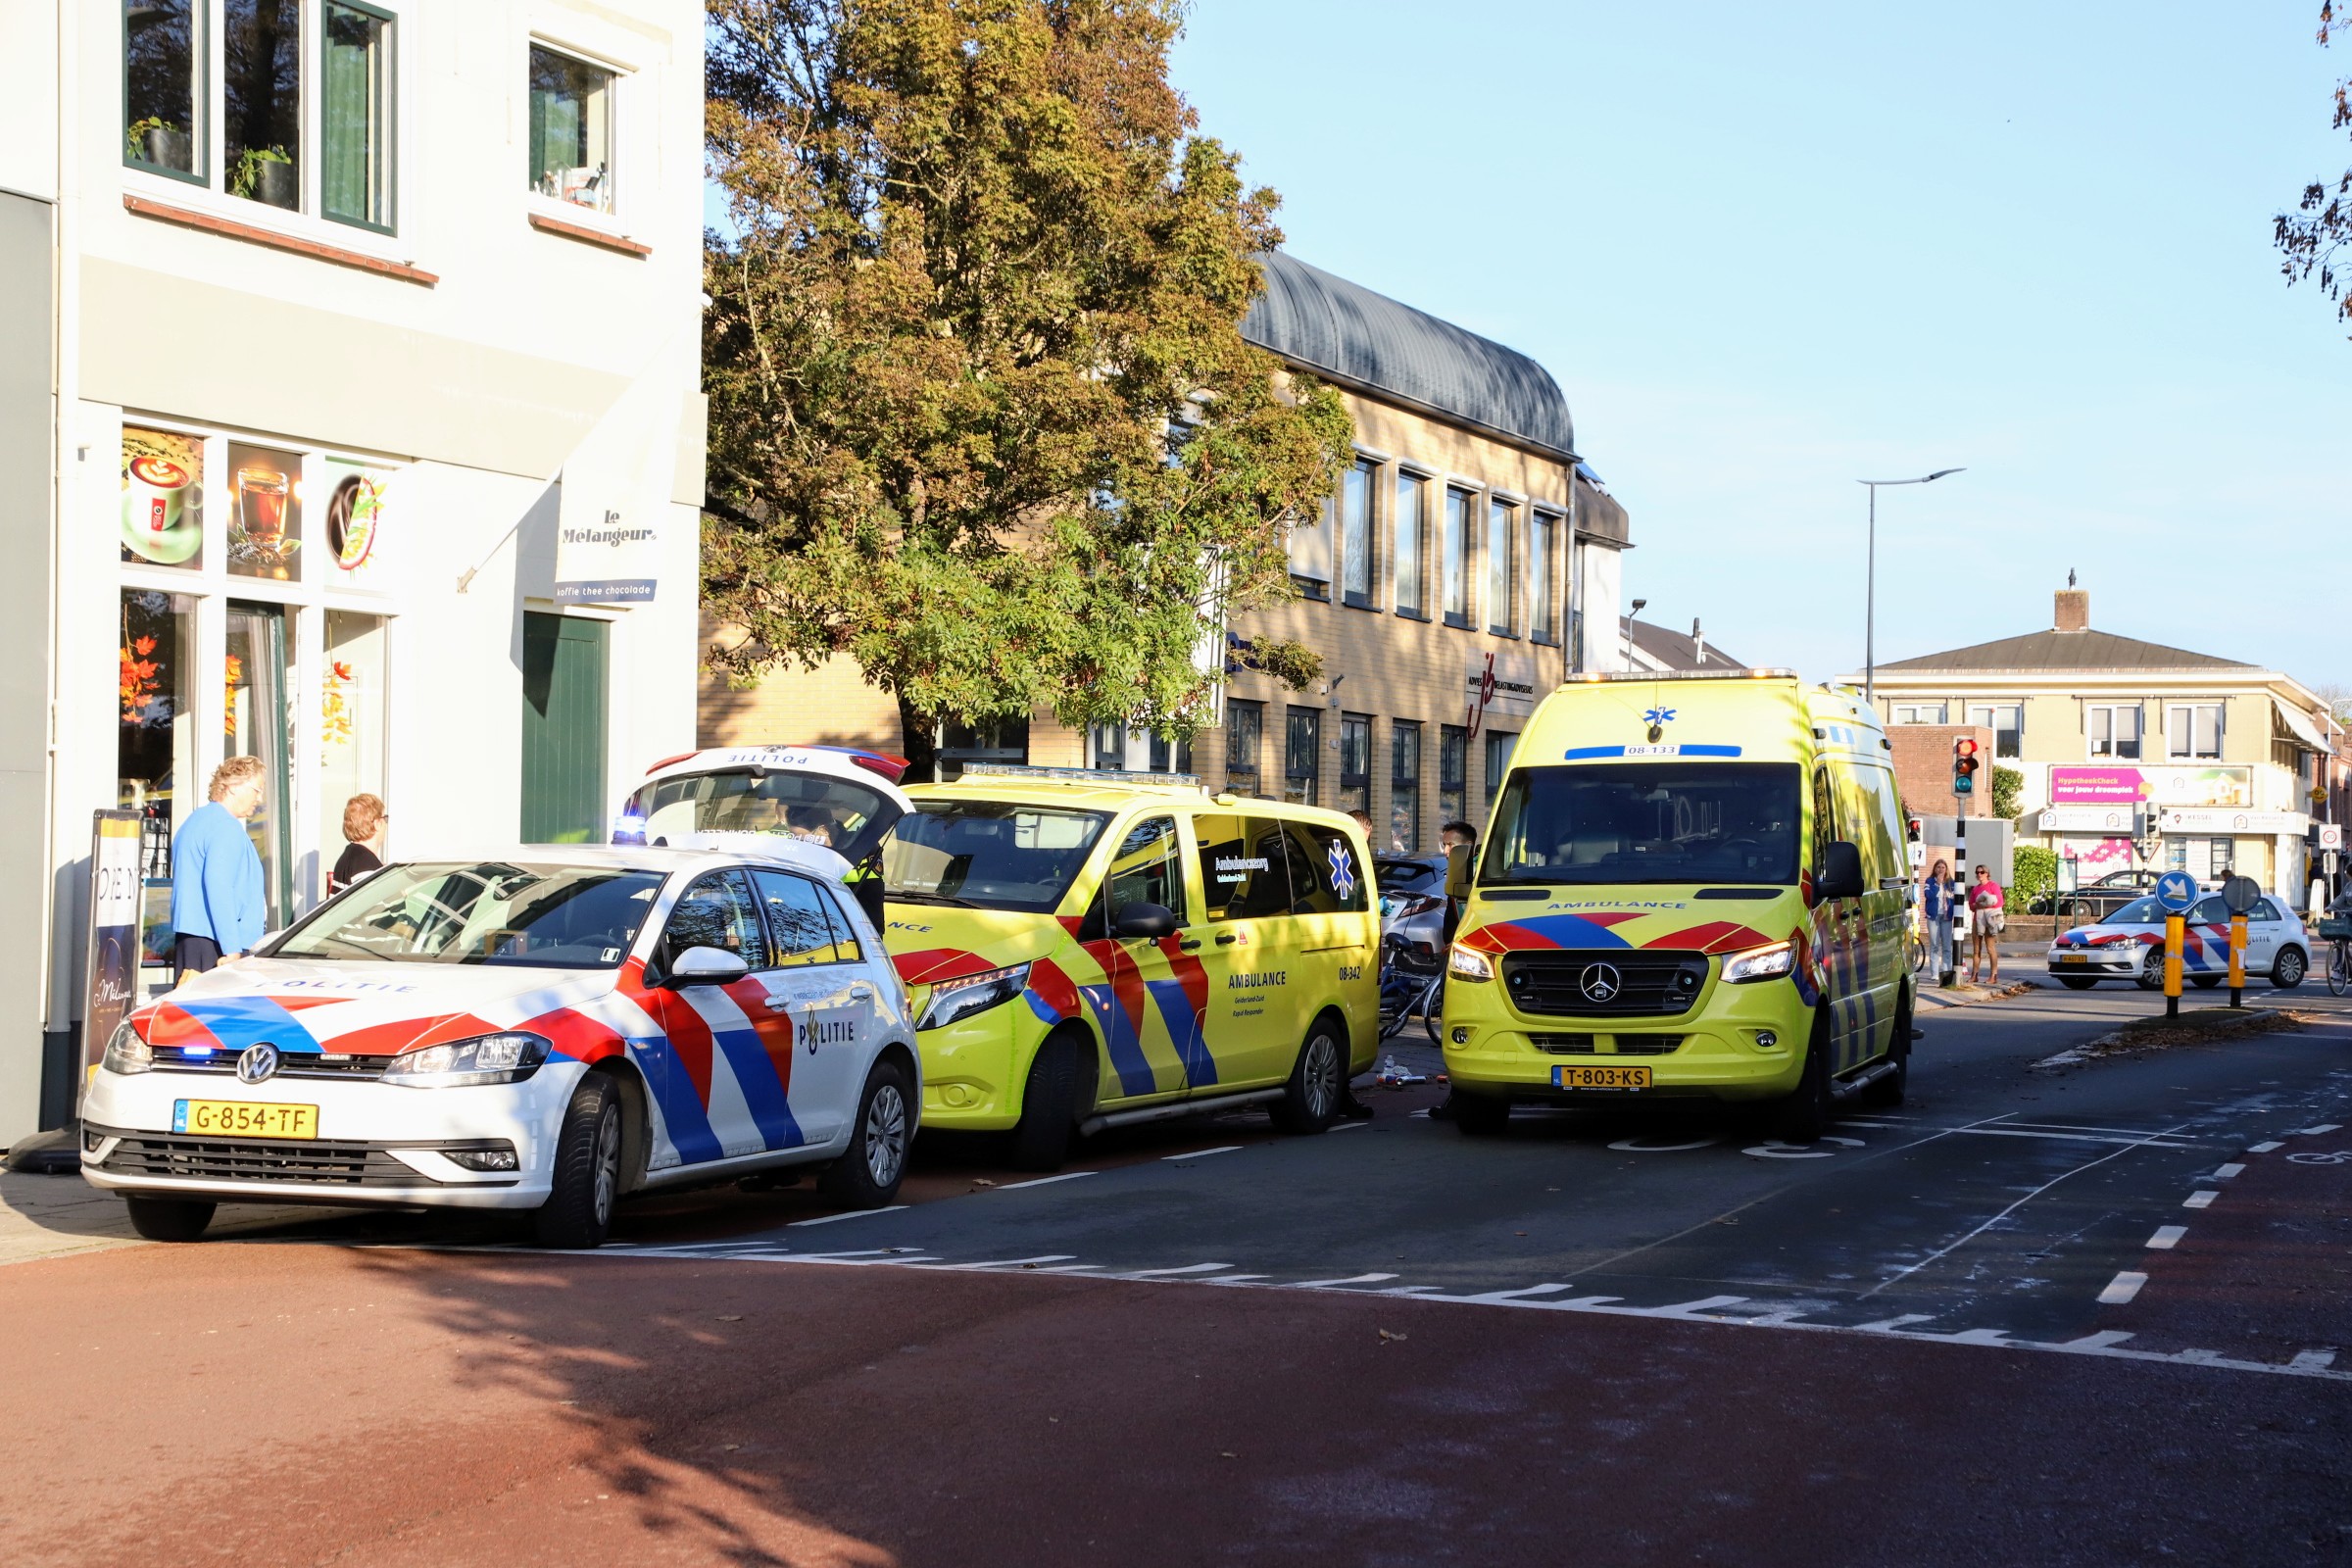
[2290,1350,2339,1370]
[1163,1146,1242,1161]
[995,1171,1100,1191]
[2211,1163,2245,1180]
[2248,1141,2284,1152]
[2183,1191,2219,1209]
[2295,1124,2342,1136]
[2097,1272,2148,1304]
[2146,1226,2187,1250]
[787,1205,907,1227]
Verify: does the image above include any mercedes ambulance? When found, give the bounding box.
[1441,670,1913,1141]
[879,766,1381,1168]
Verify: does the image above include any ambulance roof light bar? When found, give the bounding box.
[1562,668,1798,684]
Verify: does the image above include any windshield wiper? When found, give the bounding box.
[887,889,981,908]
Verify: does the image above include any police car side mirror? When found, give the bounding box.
[669,946,750,987]
[1112,902,1179,940]
[1815,841,1866,902]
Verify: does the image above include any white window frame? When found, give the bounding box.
[2165,702,2224,760]
[1890,703,1948,725]
[2088,703,2142,760]
[1968,703,2023,760]
[524,34,632,232]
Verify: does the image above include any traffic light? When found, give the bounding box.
[1952,737,1980,796]
[1906,815,1922,842]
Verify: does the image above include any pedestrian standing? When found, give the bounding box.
[170,756,268,981]
[1921,858,1956,988]
[1969,862,2004,984]
[330,793,388,896]
[1347,808,1376,842]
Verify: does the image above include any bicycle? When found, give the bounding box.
[2321,909,2352,997]
[1378,956,1445,1046]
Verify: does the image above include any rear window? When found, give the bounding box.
[621,769,897,862]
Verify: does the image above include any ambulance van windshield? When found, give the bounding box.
[1482,761,1804,887]
[882,802,1109,912]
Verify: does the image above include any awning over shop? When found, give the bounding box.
[2273,696,2332,755]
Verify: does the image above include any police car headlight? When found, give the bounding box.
[100,1018,152,1076]
[1447,945,1494,982]
[917,964,1031,1032]
[382,1032,552,1088]
[1722,941,1796,984]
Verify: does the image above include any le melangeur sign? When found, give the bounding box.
[553,360,683,607]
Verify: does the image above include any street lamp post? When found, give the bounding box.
[1860,468,1964,703]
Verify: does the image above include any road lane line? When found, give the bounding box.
[2146,1226,2187,1250]
[2060,1331,2135,1349]
[2097,1272,2148,1305]
[2183,1191,2219,1208]
[1120,1263,1236,1277]
[1856,1314,1937,1332]
[787,1205,908,1227]
[994,1171,1100,1191]
[2247,1141,2284,1152]
[2211,1162,2245,1179]
[1201,1274,1274,1286]
[2290,1350,2338,1370]
[1330,1120,1369,1131]
[1289,1273,1398,1289]
[1162,1147,1243,1160]
[2296,1124,2342,1135]
[910,1254,1078,1271]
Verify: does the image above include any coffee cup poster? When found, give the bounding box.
[120,427,204,568]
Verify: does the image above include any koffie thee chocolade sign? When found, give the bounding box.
[554,504,661,605]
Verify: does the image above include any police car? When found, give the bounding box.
[2046,891,2311,990]
[80,841,918,1248]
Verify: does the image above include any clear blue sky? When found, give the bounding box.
[1167,1,2352,688]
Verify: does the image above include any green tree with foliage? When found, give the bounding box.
[1990,764,2024,820]
[702,0,1353,778]
[2011,844,2056,909]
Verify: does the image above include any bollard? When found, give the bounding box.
[2164,913,2184,1019]
[2229,912,2246,1009]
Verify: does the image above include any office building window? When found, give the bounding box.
[2090,704,2142,760]
[1487,499,1516,634]
[530,42,615,213]
[1338,712,1372,814]
[1443,487,1473,627]
[224,0,302,210]
[1092,721,1124,771]
[2166,703,2223,760]
[1341,459,1375,607]
[322,3,395,231]
[1529,511,1557,643]
[1440,723,1468,823]
[1225,700,1262,797]
[124,0,205,180]
[1968,704,2023,760]
[1390,719,1422,852]
[1484,730,1518,807]
[1147,729,1194,775]
[1290,493,1335,601]
[1393,471,1426,615]
[1284,708,1320,806]
[1890,703,1948,725]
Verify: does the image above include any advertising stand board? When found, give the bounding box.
[4,811,143,1172]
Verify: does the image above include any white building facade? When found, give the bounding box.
[1,0,707,1143]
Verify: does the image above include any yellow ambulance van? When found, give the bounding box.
[880,767,1381,1168]
[1441,670,1912,1141]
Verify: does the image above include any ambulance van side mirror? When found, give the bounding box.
[1815,842,1866,902]
[1446,844,1473,900]
[1113,902,1178,940]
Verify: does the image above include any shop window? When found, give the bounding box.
[1341,458,1376,607]
[1390,719,1422,852]
[2090,704,2142,760]
[226,441,302,581]
[1442,487,1473,627]
[1969,704,2023,759]
[1530,511,1557,644]
[1487,499,1516,635]
[529,43,615,213]
[1284,708,1320,807]
[2166,704,2223,760]
[225,601,294,925]
[2209,836,2234,878]
[319,611,387,873]
[119,589,197,990]
[1393,471,1425,615]
[121,427,205,570]
[322,3,395,231]
[1337,712,1371,815]
[1889,703,1947,725]
[1440,723,1467,824]
[1484,730,1518,808]
[1225,700,1262,797]
[124,0,205,181]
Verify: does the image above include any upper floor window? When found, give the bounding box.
[1340,459,1375,607]
[1889,703,1947,725]
[2166,703,2223,760]
[1393,471,1426,615]
[1487,499,1516,635]
[123,0,397,234]
[1442,487,1473,627]
[1529,510,1558,643]
[1968,703,2023,760]
[2090,704,2142,760]
[529,43,615,214]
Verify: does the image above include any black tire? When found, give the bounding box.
[1862,995,1911,1107]
[2135,949,2167,991]
[535,1073,624,1249]
[2272,946,2308,990]
[1270,1016,1346,1135]
[820,1057,912,1208]
[123,1195,214,1242]
[2328,945,2350,997]
[2190,974,2222,990]
[1007,1033,1081,1172]
[1772,1012,1836,1143]
[1451,1092,1510,1137]
[2057,975,2099,990]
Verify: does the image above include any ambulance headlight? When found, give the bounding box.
[1722,941,1796,984]
[1447,945,1494,982]
[382,1032,552,1088]
[917,963,1031,1032]
[100,1018,152,1076]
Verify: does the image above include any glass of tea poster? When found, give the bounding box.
[225,442,303,580]
[120,427,205,568]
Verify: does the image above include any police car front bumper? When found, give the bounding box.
[2046,947,2138,978]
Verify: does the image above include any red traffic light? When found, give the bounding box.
[1953,737,1979,758]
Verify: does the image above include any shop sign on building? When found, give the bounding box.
[2048,764,2251,808]
[2040,804,2140,833]
[554,363,682,606]
[1465,649,1541,730]
[2157,808,2307,835]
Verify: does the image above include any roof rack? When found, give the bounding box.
[957,763,1203,787]
[1561,668,1798,683]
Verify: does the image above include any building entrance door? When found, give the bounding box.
[224,601,294,926]
[522,612,609,843]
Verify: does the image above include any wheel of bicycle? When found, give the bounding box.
[1422,975,1446,1048]
[2330,943,2350,998]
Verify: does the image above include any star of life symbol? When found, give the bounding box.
[1642,706,1677,727]
[1327,841,1356,899]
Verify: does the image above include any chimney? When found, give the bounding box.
[1691,618,1705,666]
[2054,587,2089,633]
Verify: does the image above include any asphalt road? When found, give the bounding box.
[4,978,2348,1566]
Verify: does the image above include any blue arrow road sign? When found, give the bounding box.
[2155,870,2198,914]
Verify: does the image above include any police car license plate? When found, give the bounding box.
[172,1100,318,1140]
[2059,953,2090,964]
[1553,1064,1650,1091]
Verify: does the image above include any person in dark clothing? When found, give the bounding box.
[330,793,387,896]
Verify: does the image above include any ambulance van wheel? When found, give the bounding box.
[820,1057,912,1208]
[1771,1013,1835,1144]
[123,1195,215,1242]
[1451,1093,1510,1136]
[536,1073,624,1250]
[1862,995,1911,1108]
[1271,1015,1345,1135]
[1007,1032,1081,1172]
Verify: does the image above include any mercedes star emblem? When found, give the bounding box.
[1579,963,1623,1004]
[236,1043,281,1085]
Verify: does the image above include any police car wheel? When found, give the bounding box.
[536,1074,624,1250]
[1007,1033,1081,1172]
[2056,975,2099,990]
[2273,946,2308,990]
[1451,1092,1510,1136]
[2135,951,2166,991]
[820,1058,912,1208]
[123,1195,214,1242]
[1271,1018,1345,1135]
[1771,1014,1835,1144]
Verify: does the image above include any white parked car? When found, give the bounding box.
[80,843,918,1248]
[2046,892,2310,991]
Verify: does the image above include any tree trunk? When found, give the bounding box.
[897,693,940,784]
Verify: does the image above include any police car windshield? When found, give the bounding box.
[883,802,1108,913]
[2106,896,2168,924]
[270,862,665,967]
[1481,762,1803,886]
[622,770,895,861]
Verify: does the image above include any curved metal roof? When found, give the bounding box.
[1242,253,1576,461]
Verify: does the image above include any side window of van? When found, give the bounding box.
[1810,767,1837,872]
[1090,816,1187,936]
[1197,813,1293,920]
[1282,822,1370,914]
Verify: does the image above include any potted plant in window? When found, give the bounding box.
[231,146,297,210]
[126,117,191,172]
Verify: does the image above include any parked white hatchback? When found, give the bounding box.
[80,844,918,1247]
[2045,891,2312,991]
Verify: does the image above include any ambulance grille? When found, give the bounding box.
[1499,951,1708,1018]
[1529,1033,1685,1055]
[96,1135,428,1186]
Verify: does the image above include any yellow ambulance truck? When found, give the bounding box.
[1441,670,1913,1141]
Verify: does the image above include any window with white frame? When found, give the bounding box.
[1889,703,1948,725]
[2166,703,2223,760]
[529,42,615,213]
[2089,704,2142,760]
[1968,703,2023,759]
[122,0,398,233]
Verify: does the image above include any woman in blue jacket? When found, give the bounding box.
[1920,858,1955,988]
[169,756,269,979]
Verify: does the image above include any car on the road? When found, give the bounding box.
[2046,892,2311,990]
[1376,853,1450,964]
[80,842,919,1248]
[2029,867,2158,922]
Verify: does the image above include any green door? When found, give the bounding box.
[521,612,608,843]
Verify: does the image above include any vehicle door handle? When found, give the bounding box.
[850,983,874,1000]
[1215,933,1241,946]
[1179,938,1203,952]
[763,997,791,1012]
